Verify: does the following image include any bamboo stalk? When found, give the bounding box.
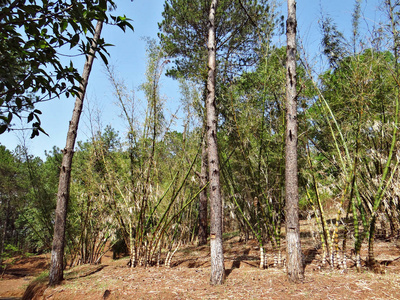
[260,247,265,269]
[166,242,180,268]
[306,189,327,266]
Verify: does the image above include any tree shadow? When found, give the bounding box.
[187,260,208,268]
[175,254,210,268]
[65,265,106,281]
[225,248,250,278]
[304,248,319,266]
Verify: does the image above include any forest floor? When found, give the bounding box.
[1,220,400,300]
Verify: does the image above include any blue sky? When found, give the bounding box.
[0,0,385,158]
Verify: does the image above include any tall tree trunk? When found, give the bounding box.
[206,0,225,285]
[285,0,304,283]
[198,131,208,246]
[48,20,103,286]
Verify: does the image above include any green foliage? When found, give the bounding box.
[0,145,26,254]
[311,49,396,168]
[0,144,60,255]
[17,146,60,251]
[0,0,133,137]
[304,41,400,267]
[320,16,348,68]
[0,244,19,271]
[158,0,276,82]
[2,244,19,255]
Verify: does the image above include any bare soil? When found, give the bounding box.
[0,254,50,299]
[1,221,400,300]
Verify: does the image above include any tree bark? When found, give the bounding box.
[48,20,103,286]
[206,0,225,285]
[285,0,304,283]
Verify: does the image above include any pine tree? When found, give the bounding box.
[206,0,225,285]
[285,0,304,283]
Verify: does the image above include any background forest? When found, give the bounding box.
[1,0,400,284]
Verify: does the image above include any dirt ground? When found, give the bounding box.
[1,222,400,300]
[0,254,50,299]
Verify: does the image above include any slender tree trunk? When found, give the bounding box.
[198,131,208,246]
[206,0,225,285]
[285,0,304,283]
[48,20,103,286]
